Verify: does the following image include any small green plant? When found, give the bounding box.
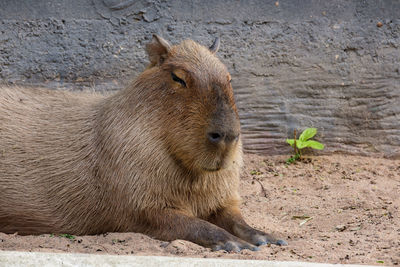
[59,233,75,240]
[286,128,324,164]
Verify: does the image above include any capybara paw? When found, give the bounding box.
[212,240,259,252]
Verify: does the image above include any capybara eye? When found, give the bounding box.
[171,72,186,87]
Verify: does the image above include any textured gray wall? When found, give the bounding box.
[1,0,399,157]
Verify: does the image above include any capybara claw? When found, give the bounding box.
[276,239,288,246]
[255,240,269,246]
[251,233,287,247]
[213,240,257,252]
[211,245,222,251]
[250,245,260,251]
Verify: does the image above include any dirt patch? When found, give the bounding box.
[1,154,399,265]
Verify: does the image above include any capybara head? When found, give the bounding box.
[138,35,241,173]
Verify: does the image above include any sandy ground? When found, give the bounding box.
[0,154,399,265]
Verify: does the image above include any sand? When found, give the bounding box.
[1,154,399,265]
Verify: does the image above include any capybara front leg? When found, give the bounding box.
[141,209,258,252]
[208,206,287,247]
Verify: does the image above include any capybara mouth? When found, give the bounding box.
[202,159,227,172]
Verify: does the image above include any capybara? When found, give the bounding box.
[0,35,286,251]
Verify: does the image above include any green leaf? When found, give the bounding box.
[286,139,294,147]
[296,140,306,149]
[299,128,317,141]
[303,140,324,150]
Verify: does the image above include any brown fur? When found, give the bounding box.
[0,36,285,251]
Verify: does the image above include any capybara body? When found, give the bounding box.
[0,36,286,251]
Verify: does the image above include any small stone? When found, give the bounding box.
[335,225,347,232]
[349,226,361,231]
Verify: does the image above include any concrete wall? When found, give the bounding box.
[1,0,399,157]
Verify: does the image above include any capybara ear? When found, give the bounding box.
[209,37,220,54]
[146,34,171,66]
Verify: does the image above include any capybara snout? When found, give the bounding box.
[207,97,241,146]
[0,35,287,250]
[205,85,241,170]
